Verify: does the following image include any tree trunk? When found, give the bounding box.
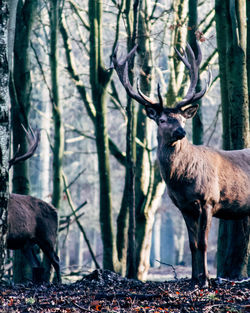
[43,0,63,282]
[166,0,188,106]
[247,0,250,121]
[88,0,116,271]
[7,0,18,72]
[132,0,166,281]
[136,164,165,281]
[124,0,140,280]
[50,0,64,210]
[10,0,38,283]
[0,0,9,280]
[215,0,250,279]
[246,0,250,276]
[188,0,203,145]
[215,0,231,150]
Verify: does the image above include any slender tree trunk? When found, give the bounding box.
[136,164,165,281]
[188,0,203,145]
[88,0,116,271]
[215,0,231,150]
[46,0,63,282]
[7,0,18,72]
[0,0,9,280]
[10,0,38,283]
[227,1,249,149]
[133,0,166,281]
[246,0,250,276]
[49,0,64,210]
[166,0,188,106]
[124,0,140,280]
[247,0,250,121]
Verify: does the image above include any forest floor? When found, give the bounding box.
[0,269,249,313]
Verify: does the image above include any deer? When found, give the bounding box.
[7,126,61,282]
[112,43,250,286]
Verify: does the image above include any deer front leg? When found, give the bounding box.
[182,212,200,283]
[182,202,213,287]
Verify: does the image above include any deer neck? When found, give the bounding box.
[157,137,193,183]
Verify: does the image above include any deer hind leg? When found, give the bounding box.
[38,241,61,283]
[23,245,45,283]
[22,245,41,268]
[197,204,213,286]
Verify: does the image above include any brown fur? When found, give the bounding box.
[157,110,250,286]
[112,43,250,286]
[7,194,61,282]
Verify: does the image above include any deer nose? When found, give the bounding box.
[173,127,186,140]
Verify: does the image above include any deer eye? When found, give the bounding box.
[159,118,166,124]
[167,116,175,122]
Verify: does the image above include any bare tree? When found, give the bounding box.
[215,0,250,279]
[0,0,9,280]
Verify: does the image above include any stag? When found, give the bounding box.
[112,43,250,286]
[7,127,61,282]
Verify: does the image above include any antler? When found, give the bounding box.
[112,45,163,113]
[9,125,40,169]
[175,42,211,108]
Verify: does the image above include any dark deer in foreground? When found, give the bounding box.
[7,127,61,282]
[112,43,250,286]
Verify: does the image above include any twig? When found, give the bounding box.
[66,299,91,312]
[63,168,86,192]
[155,260,178,280]
[204,103,221,146]
[62,172,100,269]
[59,212,85,232]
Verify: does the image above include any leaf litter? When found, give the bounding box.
[0,269,249,312]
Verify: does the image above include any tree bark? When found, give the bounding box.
[215,0,250,279]
[10,0,38,283]
[49,0,64,210]
[88,0,116,271]
[215,0,231,150]
[247,0,250,121]
[188,0,203,145]
[0,0,9,280]
[7,0,18,72]
[166,0,188,107]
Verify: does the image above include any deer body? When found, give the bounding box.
[7,193,61,282]
[158,137,250,219]
[112,42,250,286]
[156,111,250,284]
[7,127,61,282]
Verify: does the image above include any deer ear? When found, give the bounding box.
[145,107,159,121]
[179,104,199,119]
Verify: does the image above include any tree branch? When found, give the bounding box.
[62,172,100,269]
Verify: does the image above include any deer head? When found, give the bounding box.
[112,42,211,146]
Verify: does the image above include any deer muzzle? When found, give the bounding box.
[173,127,186,141]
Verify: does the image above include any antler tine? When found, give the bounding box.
[191,67,212,102]
[9,125,40,169]
[112,45,161,108]
[157,84,163,108]
[174,47,191,69]
[196,42,202,66]
[175,42,203,108]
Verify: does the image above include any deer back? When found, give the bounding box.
[7,194,58,250]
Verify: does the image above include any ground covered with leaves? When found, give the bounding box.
[0,270,249,312]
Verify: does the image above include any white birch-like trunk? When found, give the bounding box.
[0,0,9,279]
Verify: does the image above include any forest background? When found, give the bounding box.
[0,0,249,284]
